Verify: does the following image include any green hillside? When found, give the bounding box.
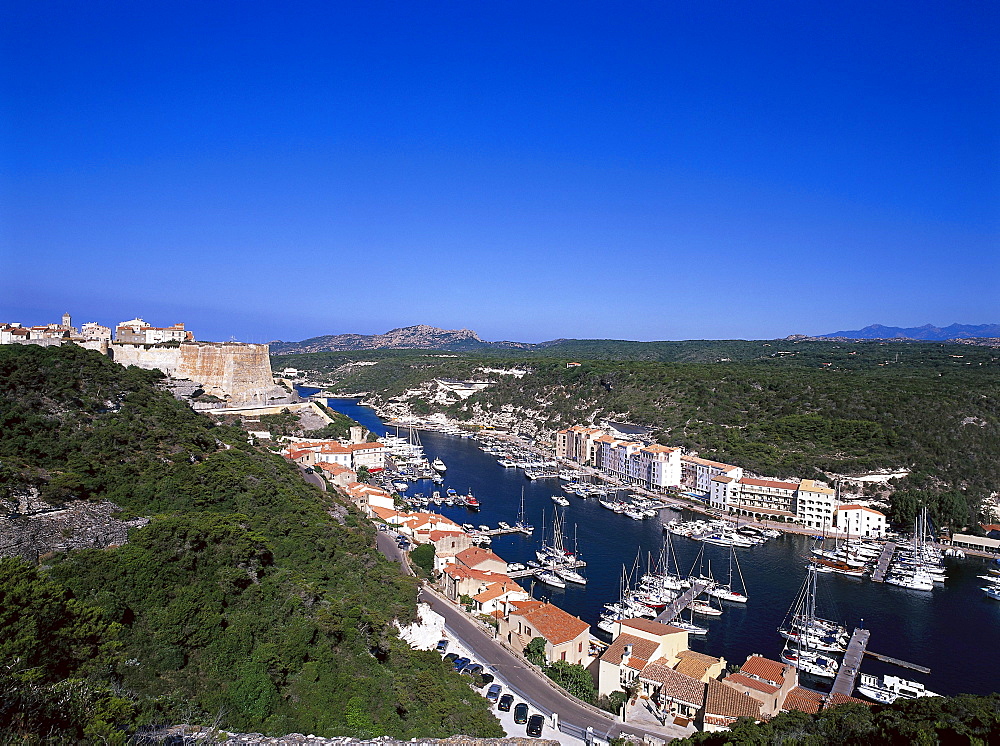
[0,344,502,742]
[273,341,1000,529]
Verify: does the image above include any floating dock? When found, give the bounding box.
[829,627,870,698]
[871,542,897,583]
[481,525,533,537]
[654,580,710,624]
[508,559,587,579]
[864,650,931,674]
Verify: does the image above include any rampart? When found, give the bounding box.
[110,341,277,404]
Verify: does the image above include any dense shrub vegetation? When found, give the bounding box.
[0,344,502,741]
[274,340,1000,530]
[676,694,1000,744]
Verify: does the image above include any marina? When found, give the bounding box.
[312,391,1000,700]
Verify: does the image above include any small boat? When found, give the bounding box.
[552,495,570,507]
[535,570,567,588]
[856,674,939,704]
[465,494,480,510]
[690,599,723,617]
[554,566,587,585]
[432,457,446,472]
[670,619,708,636]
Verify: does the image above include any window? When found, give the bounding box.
[561,651,566,661]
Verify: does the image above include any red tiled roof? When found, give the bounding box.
[826,693,871,708]
[783,686,824,714]
[600,633,659,667]
[723,673,779,695]
[638,663,706,707]
[740,654,787,685]
[673,650,721,679]
[456,546,505,568]
[511,601,589,645]
[741,477,799,490]
[705,679,762,719]
[837,504,886,516]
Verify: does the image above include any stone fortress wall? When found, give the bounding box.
[110,341,278,405]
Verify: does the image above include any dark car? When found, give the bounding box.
[443,652,459,664]
[477,673,495,687]
[497,693,514,712]
[485,684,502,703]
[526,714,545,737]
[513,703,529,724]
[452,656,471,671]
[435,639,449,654]
[461,663,484,677]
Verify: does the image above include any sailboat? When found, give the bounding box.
[707,546,749,603]
[514,488,534,535]
[554,525,587,585]
[779,564,841,677]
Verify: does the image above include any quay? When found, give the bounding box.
[654,580,710,624]
[870,541,897,583]
[829,627,870,699]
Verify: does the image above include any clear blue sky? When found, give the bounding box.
[2,2,997,343]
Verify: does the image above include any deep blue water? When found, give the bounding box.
[313,392,999,697]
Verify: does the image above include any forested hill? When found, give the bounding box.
[273,341,1000,529]
[0,344,502,741]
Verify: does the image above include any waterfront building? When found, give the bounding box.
[597,618,691,698]
[442,565,513,602]
[681,455,743,495]
[796,479,838,530]
[702,679,763,731]
[498,599,591,666]
[555,425,607,465]
[429,531,475,571]
[721,654,798,717]
[455,546,508,574]
[631,445,683,492]
[835,504,888,538]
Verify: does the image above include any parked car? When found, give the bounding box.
[478,673,495,687]
[462,663,484,677]
[435,639,449,654]
[497,694,514,712]
[443,652,459,664]
[526,714,545,737]
[485,684,502,703]
[513,703,529,724]
[452,657,471,672]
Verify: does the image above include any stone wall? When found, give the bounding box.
[110,341,279,405]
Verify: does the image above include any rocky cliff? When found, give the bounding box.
[110,341,283,404]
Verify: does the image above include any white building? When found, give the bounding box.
[835,504,888,538]
[682,455,743,495]
[795,479,838,530]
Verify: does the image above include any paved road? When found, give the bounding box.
[417,586,687,743]
[377,531,414,576]
[298,465,326,491]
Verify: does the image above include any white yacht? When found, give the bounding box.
[431,457,446,472]
[856,674,939,704]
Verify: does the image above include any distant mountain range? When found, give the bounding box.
[816,323,1000,341]
[269,324,554,354]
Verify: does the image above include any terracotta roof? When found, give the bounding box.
[456,546,505,568]
[739,654,787,685]
[474,582,518,603]
[638,663,706,707]
[511,601,589,645]
[712,475,734,484]
[740,477,799,490]
[619,618,687,637]
[315,462,353,474]
[826,693,871,708]
[705,679,763,720]
[641,444,678,454]
[723,673,779,695]
[799,479,835,495]
[681,455,737,470]
[837,504,886,516]
[673,650,721,679]
[783,686,824,715]
[428,530,467,542]
[370,506,400,520]
[600,633,660,667]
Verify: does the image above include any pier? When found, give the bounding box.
[829,627,870,699]
[870,542,896,583]
[654,580,710,624]
[508,559,588,579]
[481,525,533,537]
[864,650,931,674]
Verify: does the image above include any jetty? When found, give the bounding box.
[508,559,587,580]
[654,580,710,624]
[864,650,931,674]
[481,525,533,537]
[829,627,870,698]
[870,541,896,583]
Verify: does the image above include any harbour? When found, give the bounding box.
[311,391,1000,700]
